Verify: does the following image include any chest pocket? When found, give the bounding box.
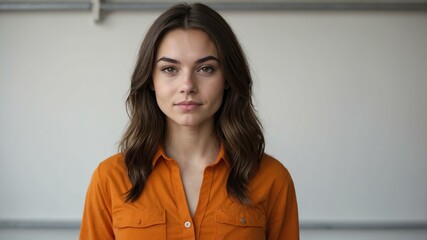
[113,207,166,240]
[215,205,266,240]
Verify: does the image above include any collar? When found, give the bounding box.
[152,143,230,169]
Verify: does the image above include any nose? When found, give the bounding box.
[179,71,197,94]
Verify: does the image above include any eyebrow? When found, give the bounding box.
[156,55,219,64]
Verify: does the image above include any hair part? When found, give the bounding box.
[119,3,265,205]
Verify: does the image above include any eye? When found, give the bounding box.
[198,66,215,73]
[161,66,177,73]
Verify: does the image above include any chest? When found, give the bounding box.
[110,160,268,240]
[179,165,204,216]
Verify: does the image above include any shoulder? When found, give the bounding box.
[92,153,128,186]
[249,154,297,210]
[97,153,126,173]
[257,153,292,182]
[248,153,296,208]
[250,153,295,194]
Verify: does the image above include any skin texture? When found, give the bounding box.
[152,28,225,216]
[153,28,224,129]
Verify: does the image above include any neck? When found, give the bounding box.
[164,119,219,167]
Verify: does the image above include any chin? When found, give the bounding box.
[176,120,201,127]
[167,115,215,128]
[171,118,211,128]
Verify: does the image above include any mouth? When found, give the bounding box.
[175,100,202,105]
[174,101,202,111]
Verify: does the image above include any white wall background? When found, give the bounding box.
[1,3,427,240]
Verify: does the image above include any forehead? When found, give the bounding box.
[156,28,218,60]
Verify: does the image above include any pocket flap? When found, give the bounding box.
[216,206,266,228]
[114,208,166,228]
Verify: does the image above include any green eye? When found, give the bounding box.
[199,66,214,73]
[162,67,176,73]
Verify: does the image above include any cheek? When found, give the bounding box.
[153,84,170,111]
[153,80,171,100]
[210,85,225,108]
[155,91,168,107]
[212,78,225,98]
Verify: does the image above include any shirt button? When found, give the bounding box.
[240,218,247,224]
[184,221,191,228]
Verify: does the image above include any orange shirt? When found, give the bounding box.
[80,145,299,240]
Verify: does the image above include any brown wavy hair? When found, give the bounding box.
[119,3,264,205]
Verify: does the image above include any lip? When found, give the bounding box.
[174,101,202,111]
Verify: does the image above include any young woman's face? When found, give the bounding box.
[153,28,225,128]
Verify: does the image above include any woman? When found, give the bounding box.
[80,3,299,240]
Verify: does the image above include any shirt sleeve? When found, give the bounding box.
[267,174,300,240]
[80,166,114,240]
